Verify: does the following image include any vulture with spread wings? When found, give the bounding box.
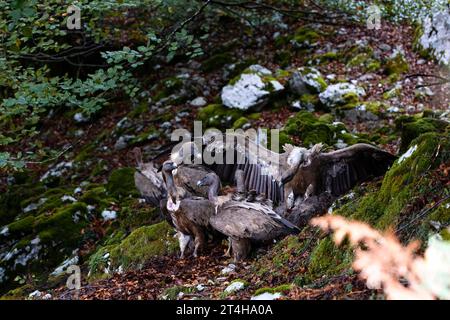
[280,143,397,200]
[201,131,396,206]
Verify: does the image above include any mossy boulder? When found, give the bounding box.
[88,221,177,278]
[197,104,244,129]
[106,167,138,198]
[288,67,327,96]
[395,116,449,152]
[290,27,321,49]
[201,52,234,73]
[0,183,46,226]
[221,65,285,111]
[384,53,409,76]
[283,111,367,147]
[337,132,450,234]
[318,83,365,108]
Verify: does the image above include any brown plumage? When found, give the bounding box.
[281,143,397,199]
[197,170,300,261]
[161,161,217,258]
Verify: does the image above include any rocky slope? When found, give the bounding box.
[1,5,449,300]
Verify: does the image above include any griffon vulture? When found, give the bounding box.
[161,161,217,258]
[197,170,300,261]
[198,132,395,207]
[280,143,397,201]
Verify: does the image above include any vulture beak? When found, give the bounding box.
[280,164,299,185]
[197,177,206,187]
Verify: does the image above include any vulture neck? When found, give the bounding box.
[163,170,178,202]
[207,179,221,204]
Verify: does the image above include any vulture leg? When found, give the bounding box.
[231,238,251,262]
[178,232,192,259]
[223,237,232,257]
[192,226,206,258]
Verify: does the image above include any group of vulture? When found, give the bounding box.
[133,132,396,261]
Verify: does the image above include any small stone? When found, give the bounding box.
[189,97,207,107]
[74,113,89,123]
[251,292,282,300]
[379,43,391,52]
[225,281,245,293]
[101,210,117,221]
[221,263,236,275]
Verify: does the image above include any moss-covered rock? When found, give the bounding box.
[283,111,367,147]
[395,116,449,152]
[337,132,450,234]
[201,52,234,73]
[88,221,177,278]
[254,284,293,296]
[106,167,138,198]
[384,53,409,76]
[151,76,184,102]
[197,104,244,129]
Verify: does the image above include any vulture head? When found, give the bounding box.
[281,143,323,186]
[197,172,222,204]
[281,143,396,200]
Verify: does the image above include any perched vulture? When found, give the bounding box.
[132,146,212,203]
[161,161,216,258]
[132,147,166,207]
[281,143,397,201]
[197,170,300,261]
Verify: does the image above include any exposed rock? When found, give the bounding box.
[221,65,284,110]
[289,67,327,96]
[114,135,135,151]
[224,281,245,293]
[319,83,366,108]
[251,292,282,300]
[101,210,117,221]
[189,97,207,107]
[419,9,450,65]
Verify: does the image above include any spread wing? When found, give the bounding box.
[210,201,299,241]
[204,132,288,204]
[318,143,397,196]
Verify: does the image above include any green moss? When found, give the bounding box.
[129,127,160,146]
[35,202,88,247]
[284,111,354,147]
[119,204,160,231]
[152,77,184,102]
[310,51,341,64]
[385,54,409,76]
[0,183,46,226]
[7,216,35,236]
[197,104,244,129]
[128,101,149,118]
[292,27,320,47]
[307,237,353,278]
[396,117,449,152]
[74,143,96,162]
[201,52,234,73]
[232,117,249,129]
[274,50,292,67]
[254,284,293,296]
[106,167,138,198]
[336,132,450,236]
[161,285,194,300]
